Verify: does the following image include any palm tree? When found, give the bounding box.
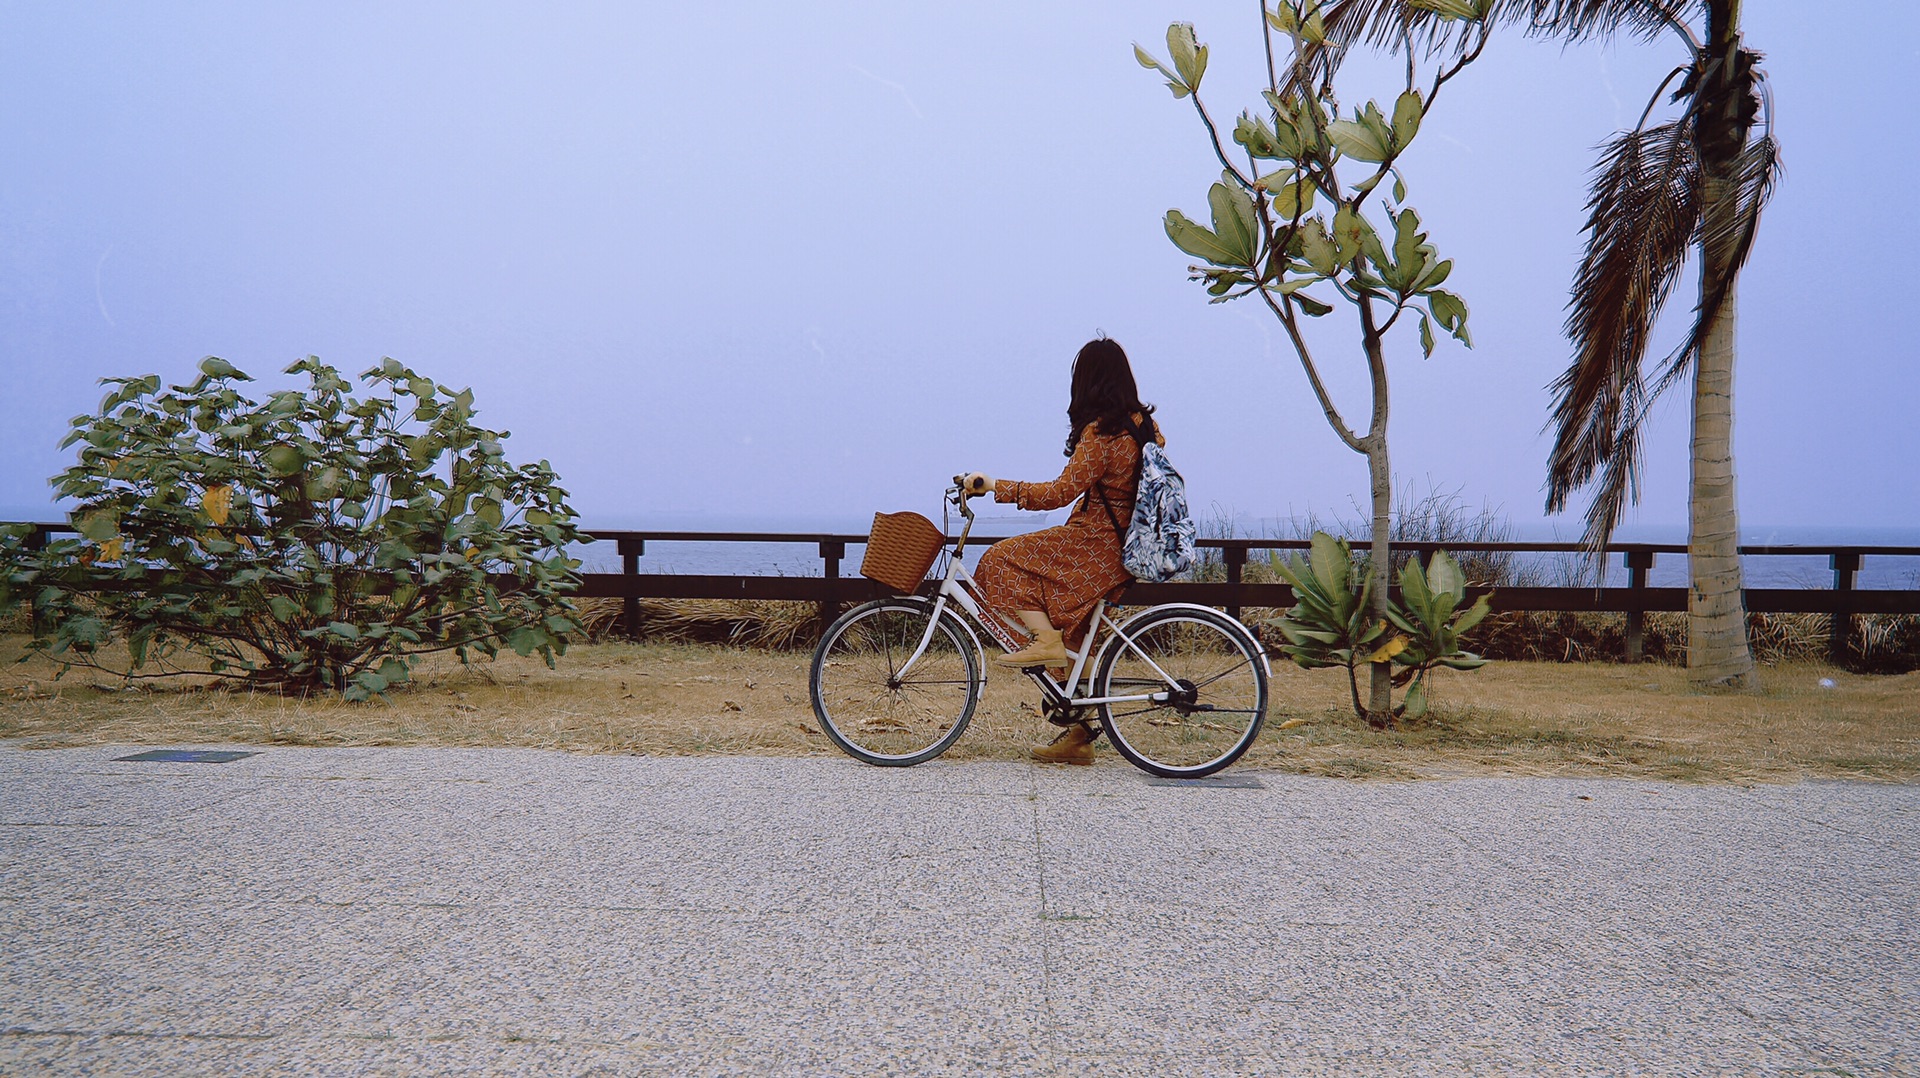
[1317,0,1778,687]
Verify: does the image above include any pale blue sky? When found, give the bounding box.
[3,2,1914,537]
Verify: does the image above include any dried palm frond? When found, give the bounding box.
[1312,0,1683,59]
[1643,125,1781,405]
[1543,120,1700,562]
[1519,0,1695,44]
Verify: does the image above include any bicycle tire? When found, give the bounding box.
[1092,606,1268,778]
[810,598,982,767]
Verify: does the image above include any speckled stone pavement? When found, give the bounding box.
[1,744,1914,1077]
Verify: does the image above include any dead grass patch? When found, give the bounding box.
[3,633,1915,783]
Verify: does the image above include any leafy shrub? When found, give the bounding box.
[5,356,586,699]
[1268,532,1490,724]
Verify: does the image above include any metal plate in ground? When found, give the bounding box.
[115,750,258,764]
[1143,774,1265,789]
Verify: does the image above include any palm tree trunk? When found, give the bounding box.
[1686,0,1758,690]
[1687,170,1756,690]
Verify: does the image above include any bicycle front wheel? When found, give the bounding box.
[810,599,982,766]
[1093,606,1268,778]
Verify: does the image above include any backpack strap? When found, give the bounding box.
[1093,483,1126,542]
[1081,414,1156,542]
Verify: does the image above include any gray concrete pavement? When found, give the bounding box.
[1,743,1915,1076]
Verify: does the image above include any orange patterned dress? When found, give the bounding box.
[975,420,1165,649]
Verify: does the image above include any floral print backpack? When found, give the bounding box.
[1095,430,1197,583]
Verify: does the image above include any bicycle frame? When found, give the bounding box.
[890,484,1232,712]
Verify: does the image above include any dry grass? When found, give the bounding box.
[4,632,1916,784]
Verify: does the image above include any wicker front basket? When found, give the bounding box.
[860,511,946,595]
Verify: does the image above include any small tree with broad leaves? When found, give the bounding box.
[1135,0,1489,725]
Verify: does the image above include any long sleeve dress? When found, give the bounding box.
[974,418,1165,650]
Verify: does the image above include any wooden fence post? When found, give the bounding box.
[819,540,845,628]
[618,536,644,639]
[1624,548,1655,662]
[1224,544,1246,621]
[1830,551,1861,665]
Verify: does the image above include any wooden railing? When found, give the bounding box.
[571,531,1920,664]
[13,523,1920,664]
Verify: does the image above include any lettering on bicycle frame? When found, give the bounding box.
[947,571,1027,653]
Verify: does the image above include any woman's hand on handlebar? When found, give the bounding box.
[961,472,994,497]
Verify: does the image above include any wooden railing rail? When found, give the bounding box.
[9,523,1919,663]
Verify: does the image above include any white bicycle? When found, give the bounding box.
[809,477,1270,778]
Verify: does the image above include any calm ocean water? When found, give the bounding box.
[8,505,1917,590]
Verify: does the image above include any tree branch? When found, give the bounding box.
[1260,288,1368,452]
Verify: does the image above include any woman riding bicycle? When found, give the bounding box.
[963,336,1164,765]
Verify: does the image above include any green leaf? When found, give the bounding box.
[1299,218,1337,275]
[1426,289,1472,346]
[1271,178,1314,219]
[265,444,304,476]
[1402,677,1428,718]
[1269,2,1328,43]
[198,356,249,380]
[349,669,388,697]
[1328,119,1389,163]
[1308,532,1349,598]
[377,657,410,686]
[1400,557,1434,618]
[1392,173,1407,203]
[1427,549,1464,600]
[1165,209,1244,267]
[73,510,119,543]
[1418,312,1436,358]
[327,621,361,641]
[1392,90,1422,149]
[1208,178,1257,265]
[1237,116,1287,161]
[505,626,540,657]
[1165,23,1207,91]
[1452,593,1493,636]
[1293,293,1334,317]
[1331,203,1365,265]
[1414,258,1453,292]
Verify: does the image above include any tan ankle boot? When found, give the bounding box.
[1032,723,1095,765]
[994,628,1067,668]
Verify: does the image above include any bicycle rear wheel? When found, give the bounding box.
[1093,606,1268,778]
[810,599,982,766]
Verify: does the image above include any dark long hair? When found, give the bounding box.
[1065,336,1155,456]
